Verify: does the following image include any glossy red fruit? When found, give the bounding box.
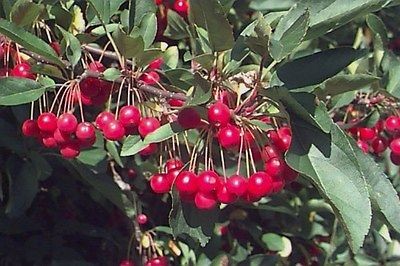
[263,145,279,160]
[166,169,181,183]
[265,157,285,177]
[175,171,198,194]
[168,98,185,107]
[89,61,105,72]
[80,77,101,97]
[76,122,95,140]
[283,164,299,183]
[272,175,285,193]
[278,127,291,137]
[195,192,217,210]
[139,71,160,85]
[197,171,220,193]
[149,58,164,69]
[11,62,35,79]
[119,260,134,266]
[173,0,189,15]
[103,120,126,141]
[358,127,376,141]
[50,41,61,56]
[218,125,241,148]
[226,175,247,196]
[385,116,400,133]
[390,152,400,165]
[165,158,183,172]
[208,102,231,127]
[177,108,201,129]
[390,138,400,155]
[95,111,115,130]
[60,142,80,159]
[247,172,273,198]
[119,105,141,128]
[145,256,169,266]
[57,113,78,134]
[216,183,237,204]
[139,143,158,156]
[274,134,291,152]
[53,128,72,144]
[79,136,96,148]
[357,140,369,153]
[37,112,58,132]
[150,174,171,194]
[371,137,388,154]
[154,0,163,5]
[41,134,58,148]
[22,119,39,137]
[138,117,160,137]
[137,214,148,225]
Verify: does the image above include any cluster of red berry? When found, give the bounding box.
[154,0,189,41]
[120,256,169,266]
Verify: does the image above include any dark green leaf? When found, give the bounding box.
[385,53,400,98]
[238,255,278,266]
[134,13,157,48]
[128,0,157,33]
[31,64,65,80]
[113,27,144,58]
[0,77,45,106]
[144,122,185,144]
[86,0,125,25]
[10,0,44,27]
[366,13,388,45]
[106,141,124,167]
[243,16,271,57]
[77,148,107,167]
[57,26,82,68]
[135,48,163,68]
[0,19,63,66]
[164,9,190,40]
[261,233,284,251]
[188,73,212,105]
[121,135,148,156]
[277,47,366,89]
[269,6,309,61]
[169,190,218,247]
[103,68,121,81]
[188,0,234,52]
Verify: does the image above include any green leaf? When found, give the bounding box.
[315,74,380,98]
[10,0,44,27]
[169,191,218,247]
[286,122,371,253]
[249,120,274,132]
[261,233,284,251]
[269,6,310,61]
[243,16,271,57]
[164,9,190,40]
[31,64,65,80]
[385,53,400,98]
[57,26,82,68]
[366,13,388,45]
[121,135,148,156]
[188,73,212,105]
[0,77,45,106]
[106,141,124,167]
[128,0,157,33]
[188,0,234,52]
[134,13,157,48]
[238,255,278,266]
[277,47,366,89]
[77,148,107,167]
[103,68,121,81]
[86,0,125,25]
[144,122,185,144]
[113,27,144,58]
[0,19,63,66]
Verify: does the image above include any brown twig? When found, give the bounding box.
[81,44,133,65]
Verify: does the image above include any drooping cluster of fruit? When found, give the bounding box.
[154,0,189,40]
[351,115,400,165]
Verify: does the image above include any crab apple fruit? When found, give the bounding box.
[168,98,185,107]
[167,169,181,183]
[175,171,198,194]
[371,137,388,154]
[265,157,285,177]
[145,256,169,266]
[139,71,160,85]
[138,117,160,137]
[149,58,164,69]
[154,0,163,5]
[53,128,72,144]
[390,152,400,165]
[76,122,96,141]
[119,260,134,266]
[358,127,376,141]
[60,142,80,159]
[150,174,171,194]
[38,112,58,132]
[278,126,292,137]
[88,61,105,72]
[119,105,141,129]
[177,107,201,129]
[173,0,189,15]
[226,175,247,196]
[22,119,39,137]
[79,136,96,148]
[41,134,58,148]
[195,192,217,210]
[263,145,279,160]
[103,120,126,141]
[137,214,148,225]
[80,77,101,97]
[247,172,273,198]
[271,175,285,193]
[274,134,291,152]
[208,102,231,127]
[357,140,369,153]
[165,158,183,172]
[139,143,158,156]
[385,116,400,133]
[218,125,241,148]
[11,62,35,79]
[216,183,237,204]
[95,111,115,130]
[197,171,220,193]
[50,41,61,55]
[390,138,400,155]
[57,113,78,134]
[283,164,299,183]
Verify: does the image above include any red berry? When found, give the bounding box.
[103,120,126,141]
[358,127,376,141]
[390,138,400,155]
[137,214,148,225]
[80,77,101,97]
[218,125,241,148]
[138,117,160,137]
[216,183,237,204]
[119,105,141,129]
[145,256,169,266]
[50,41,61,56]
[60,142,80,159]
[127,168,136,178]
[208,102,231,127]
[89,61,105,72]
[197,171,220,193]
[371,137,388,154]
[79,136,96,148]
[173,0,189,15]
[119,260,134,266]
[194,192,217,210]
[226,175,247,196]
[166,169,181,183]
[150,174,171,194]
[76,122,95,141]
[263,145,279,160]
[168,98,185,107]
[177,108,201,129]
[37,112,58,132]
[149,58,164,69]
[247,172,273,198]
[283,164,299,183]
[139,143,158,156]
[385,116,400,133]
[11,62,35,79]
[265,157,285,177]
[57,113,78,134]
[53,128,72,144]
[139,71,160,85]
[278,126,291,137]
[390,152,400,165]
[274,134,291,152]
[271,175,285,193]
[165,158,183,172]
[175,171,198,194]
[95,111,115,130]
[41,134,58,148]
[357,140,369,153]
[22,119,39,137]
